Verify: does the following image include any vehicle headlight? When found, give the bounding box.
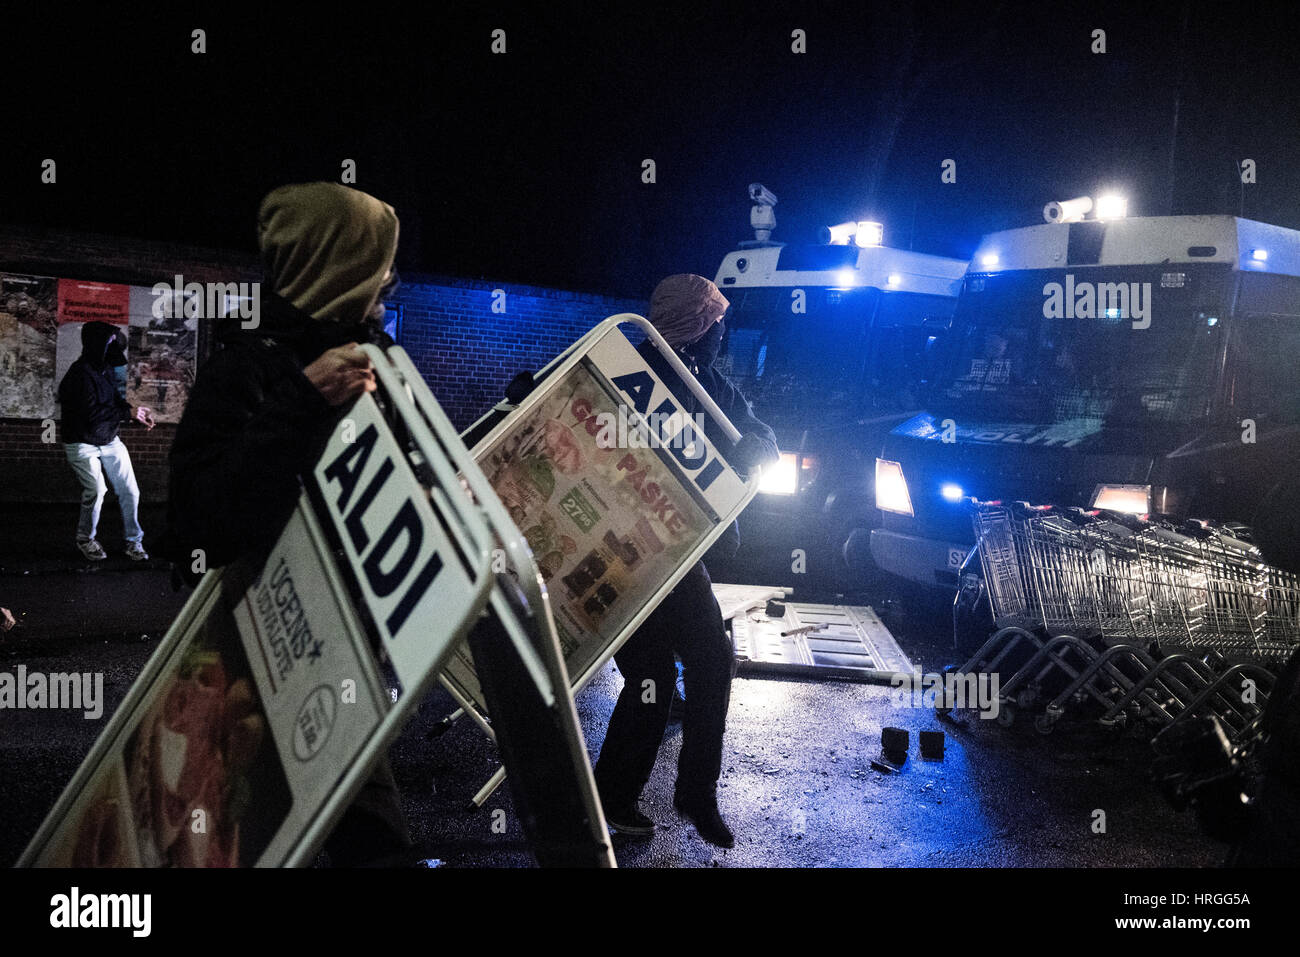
[1090,483,1150,515]
[875,458,913,516]
[758,452,800,496]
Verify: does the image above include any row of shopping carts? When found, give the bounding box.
[952,501,1300,743]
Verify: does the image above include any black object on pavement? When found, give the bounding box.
[919,730,946,760]
[882,726,910,757]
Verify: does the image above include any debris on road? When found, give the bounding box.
[920,730,946,760]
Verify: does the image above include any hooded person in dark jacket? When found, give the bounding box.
[58,321,155,562]
[167,183,399,571]
[593,274,779,848]
[167,182,409,865]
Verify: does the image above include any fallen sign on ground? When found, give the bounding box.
[720,584,913,682]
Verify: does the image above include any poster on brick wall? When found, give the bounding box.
[0,273,58,418]
[53,279,131,404]
[126,284,197,423]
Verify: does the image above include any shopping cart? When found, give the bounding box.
[954,501,1300,743]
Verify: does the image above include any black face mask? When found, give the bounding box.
[367,269,401,324]
[682,319,725,367]
[104,331,128,368]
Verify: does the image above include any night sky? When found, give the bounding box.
[4,2,1299,297]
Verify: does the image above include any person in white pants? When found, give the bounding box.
[64,437,147,559]
[57,321,155,561]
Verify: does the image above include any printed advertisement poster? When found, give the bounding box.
[56,278,130,326]
[0,274,58,418]
[35,586,293,867]
[127,284,197,423]
[445,356,721,702]
[53,280,130,403]
[31,505,385,867]
[47,282,198,423]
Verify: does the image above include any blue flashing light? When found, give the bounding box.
[940,482,964,503]
[1251,248,1268,262]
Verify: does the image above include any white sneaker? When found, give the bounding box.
[125,542,149,561]
[78,539,108,561]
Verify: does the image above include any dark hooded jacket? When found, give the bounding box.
[637,276,779,565]
[636,329,778,473]
[166,183,399,577]
[58,322,131,445]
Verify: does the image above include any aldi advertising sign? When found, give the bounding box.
[443,319,757,707]
[312,394,477,687]
[22,371,494,868]
[24,505,382,867]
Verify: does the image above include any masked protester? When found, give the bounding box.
[593,273,779,848]
[58,323,155,562]
[166,182,410,866]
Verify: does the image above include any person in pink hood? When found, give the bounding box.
[594,274,778,849]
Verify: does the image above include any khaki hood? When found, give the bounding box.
[257,182,399,324]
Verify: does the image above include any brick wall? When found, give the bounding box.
[0,226,647,503]
[0,224,259,504]
[0,418,174,504]
[392,278,646,432]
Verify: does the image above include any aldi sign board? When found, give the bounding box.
[23,389,492,867]
[24,506,384,867]
[312,394,476,687]
[584,329,748,515]
[443,322,756,706]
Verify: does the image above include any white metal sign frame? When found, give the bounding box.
[445,315,762,804]
[20,342,614,867]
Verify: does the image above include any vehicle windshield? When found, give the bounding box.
[719,287,951,429]
[931,265,1231,427]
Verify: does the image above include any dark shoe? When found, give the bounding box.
[674,791,735,848]
[604,803,656,837]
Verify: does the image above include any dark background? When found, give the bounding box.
[3,1,1298,297]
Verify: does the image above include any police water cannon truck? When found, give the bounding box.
[707,184,967,591]
[864,195,1300,604]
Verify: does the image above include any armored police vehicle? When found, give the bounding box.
[708,184,967,591]
[866,199,1300,592]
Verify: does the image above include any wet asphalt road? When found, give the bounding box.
[0,508,1226,867]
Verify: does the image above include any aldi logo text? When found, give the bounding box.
[320,423,445,639]
[610,371,727,491]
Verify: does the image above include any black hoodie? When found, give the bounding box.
[58,322,131,445]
